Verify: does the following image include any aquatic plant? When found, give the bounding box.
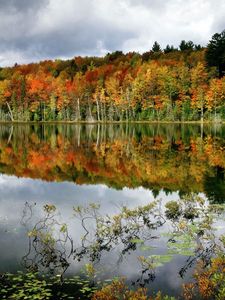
[92,278,175,300]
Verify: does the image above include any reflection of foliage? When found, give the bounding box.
[0,124,224,197]
[21,202,73,277]
[204,166,225,204]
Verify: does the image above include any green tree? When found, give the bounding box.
[164,45,176,53]
[205,30,225,77]
[179,40,194,51]
[152,41,161,52]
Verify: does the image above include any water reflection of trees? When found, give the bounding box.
[204,166,225,203]
[0,124,224,198]
[20,194,225,287]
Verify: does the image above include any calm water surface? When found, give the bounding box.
[0,124,224,297]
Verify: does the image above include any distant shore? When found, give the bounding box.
[0,120,224,125]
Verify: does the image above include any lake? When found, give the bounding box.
[0,123,224,299]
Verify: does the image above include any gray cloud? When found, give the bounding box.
[0,0,224,66]
[0,0,48,12]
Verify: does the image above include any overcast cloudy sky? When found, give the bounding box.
[0,0,224,66]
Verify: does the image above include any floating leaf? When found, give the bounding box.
[140,245,156,251]
[130,238,144,244]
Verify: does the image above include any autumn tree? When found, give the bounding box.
[206,78,225,121]
[190,63,208,122]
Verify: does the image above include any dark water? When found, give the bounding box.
[0,123,224,297]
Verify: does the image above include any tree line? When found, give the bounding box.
[0,30,225,122]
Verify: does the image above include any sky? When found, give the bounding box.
[0,0,224,66]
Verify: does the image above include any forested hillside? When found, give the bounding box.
[0,31,225,122]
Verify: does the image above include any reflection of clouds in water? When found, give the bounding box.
[0,174,25,187]
[96,184,108,197]
[1,174,221,295]
[0,174,179,273]
[121,187,151,208]
[122,187,180,205]
[0,173,183,241]
[0,174,183,223]
[122,187,150,200]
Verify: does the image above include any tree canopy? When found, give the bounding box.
[0,33,224,123]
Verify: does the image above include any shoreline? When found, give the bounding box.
[0,120,224,125]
